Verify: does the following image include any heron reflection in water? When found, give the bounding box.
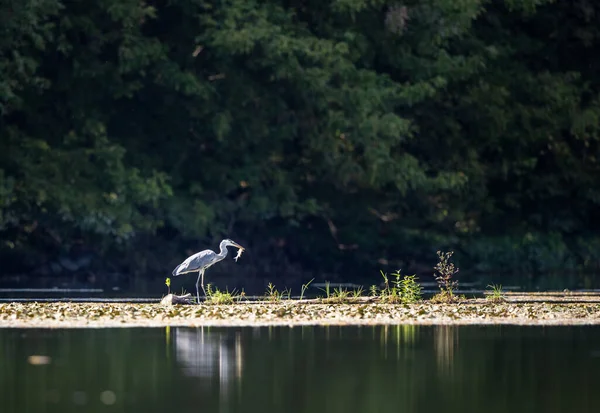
[172,239,245,303]
[174,328,244,396]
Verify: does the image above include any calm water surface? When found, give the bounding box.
[1,325,599,413]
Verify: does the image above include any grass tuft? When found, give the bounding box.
[317,282,368,303]
[204,284,243,305]
[329,287,350,303]
[351,286,364,298]
[486,283,505,303]
[265,283,290,302]
[300,278,314,300]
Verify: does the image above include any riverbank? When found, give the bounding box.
[1,297,600,328]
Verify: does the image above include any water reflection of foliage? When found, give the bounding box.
[379,324,418,360]
[434,326,459,375]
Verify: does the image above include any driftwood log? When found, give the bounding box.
[160,293,195,305]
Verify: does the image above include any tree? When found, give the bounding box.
[2,0,600,286]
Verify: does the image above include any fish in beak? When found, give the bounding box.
[232,242,245,262]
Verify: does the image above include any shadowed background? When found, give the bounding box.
[2,0,600,293]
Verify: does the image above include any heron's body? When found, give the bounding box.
[172,250,221,276]
[172,239,244,303]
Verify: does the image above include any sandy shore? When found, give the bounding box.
[1,299,600,328]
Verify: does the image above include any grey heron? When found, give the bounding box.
[172,239,245,303]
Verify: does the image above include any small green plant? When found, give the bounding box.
[319,285,356,303]
[165,278,171,295]
[318,281,332,299]
[282,287,292,300]
[265,282,284,302]
[351,286,364,298]
[486,284,505,303]
[300,278,314,300]
[378,270,422,303]
[369,285,378,296]
[332,287,350,301]
[398,274,422,304]
[431,250,460,303]
[379,270,400,303]
[204,283,239,305]
[237,289,247,303]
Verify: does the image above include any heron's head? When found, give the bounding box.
[222,239,244,250]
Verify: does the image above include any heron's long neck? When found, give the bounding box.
[218,244,229,259]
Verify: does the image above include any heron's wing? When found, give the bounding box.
[172,250,217,276]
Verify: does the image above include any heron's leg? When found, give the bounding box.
[200,269,206,296]
[195,269,207,304]
[195,271,202,304]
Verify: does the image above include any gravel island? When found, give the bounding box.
[1,297,600,328]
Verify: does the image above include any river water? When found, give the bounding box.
[1,325,599,412]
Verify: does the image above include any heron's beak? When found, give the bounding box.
[232,242,245,250]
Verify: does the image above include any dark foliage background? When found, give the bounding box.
[2,0,600,290]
